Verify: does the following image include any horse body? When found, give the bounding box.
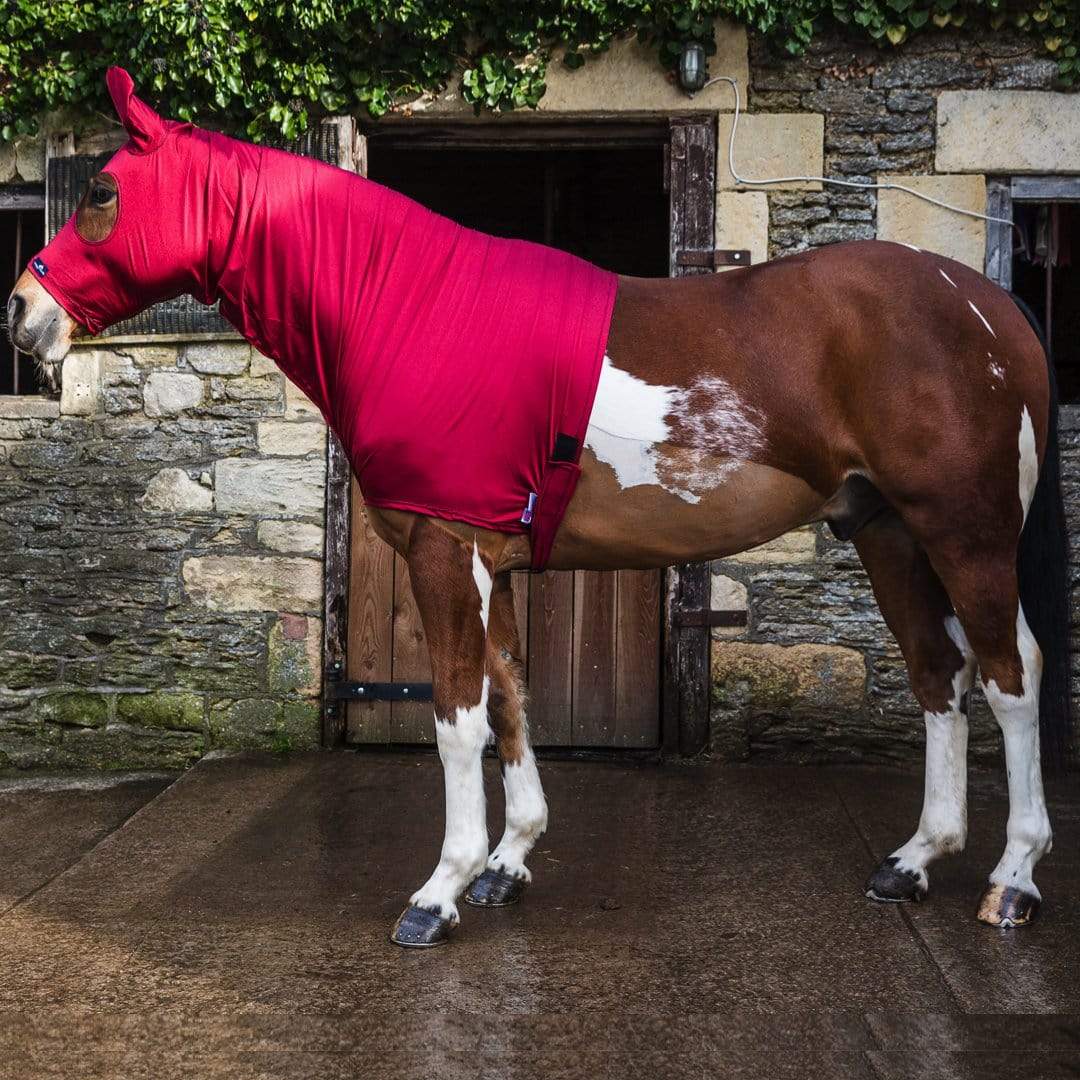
[7,68,1068,948]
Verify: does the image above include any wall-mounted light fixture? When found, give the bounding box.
[678,42,708,94]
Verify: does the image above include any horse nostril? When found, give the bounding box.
[6,293,26,336]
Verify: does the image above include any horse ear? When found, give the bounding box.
[106,67,167,152]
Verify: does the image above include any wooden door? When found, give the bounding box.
[326,120,709,751]
[344,485,662,748]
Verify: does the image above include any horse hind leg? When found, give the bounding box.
[466,572,548,907]
[855,513,977,903]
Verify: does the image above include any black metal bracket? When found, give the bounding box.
[672,608,748,629]
[674,249,751,270]
[324,661,433,706]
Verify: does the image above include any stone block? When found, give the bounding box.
[717,112,823,191]
[877,174,986,271]
[182,556,323,612]
[283,380,323,419]
[143,372,204,417]
[116,691,204,731]
[710,574,748,640]
[538,23,748,113]
[256,420,327,457]
[711,641,866,713]
[937,91,1080,173]
[715,192,768,270]
[0,397,59,419]
[141,467,213,513]
[14,133,44,181]
[268,614,322,695]
[250,350,279,377]
[214,457,326,516]
[57,722,204,770]
[209,697,320,752]
[183,341,250,375]
[37,692,109,729]
[257,520,325,555]
[60,350,103,417]
[727,527,817,565]
[0,141,15,183]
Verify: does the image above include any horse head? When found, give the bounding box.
[7,68,207,386]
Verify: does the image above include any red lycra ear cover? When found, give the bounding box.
[106,67,167,152]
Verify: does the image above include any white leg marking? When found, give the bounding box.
[967,300,997,339]
[938,268,957,288]
[489,739,548,882]
[584,354,765,503]
[1018,405,1038,526]
[471,540,492,634]
[410,678,492,924]
[982,606,1051,901]
[887,616,976,889]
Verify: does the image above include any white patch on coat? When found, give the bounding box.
[410,678,492,924]
[982,606,1052,902]
[989,361,1005,385]
[938,269,957,288]
[489,741,548,882]
[887,616,976,889]
[967,300,997,338]
[585,355,765,503]
[471,541,492,633]
[1018,405,1038,525]
[899,243,923,252]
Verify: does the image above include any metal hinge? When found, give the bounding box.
[324,661,433,706]
[672,608,748,629]
[675,249,752,270]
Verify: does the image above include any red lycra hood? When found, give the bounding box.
[29,69,618,567]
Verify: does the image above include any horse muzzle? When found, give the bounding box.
[6,275,75,388]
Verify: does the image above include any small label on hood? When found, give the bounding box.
[31,257,47,277]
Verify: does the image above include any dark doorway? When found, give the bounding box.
[0,205,45,395]
[1011,201,1080,404]
[344,129,672,750]
[367,141,670,278]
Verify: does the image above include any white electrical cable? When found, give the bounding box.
[705,75,1016,233]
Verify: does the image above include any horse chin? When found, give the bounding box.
[7,271,83,388]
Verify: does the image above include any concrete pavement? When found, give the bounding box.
[1,752,1078,1078]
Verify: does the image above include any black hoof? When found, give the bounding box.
[390,905,454,948]
[865,856,927,903]
[976,883,1040,928]
[464,867,526,907]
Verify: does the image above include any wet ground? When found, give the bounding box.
[1,752,1079,1079]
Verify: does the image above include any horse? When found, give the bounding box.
[8,68,1069,948]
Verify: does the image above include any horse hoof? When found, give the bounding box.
[464,866,527,907]
[976,883,1040,928]
[864,856,927,903]
[390,905,454,948]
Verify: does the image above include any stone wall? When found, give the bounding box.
[0,338,327,769]
[708,26,1074,764]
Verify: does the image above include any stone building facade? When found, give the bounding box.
[1,23,1077,768]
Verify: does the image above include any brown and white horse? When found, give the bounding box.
[8,95,1069,948]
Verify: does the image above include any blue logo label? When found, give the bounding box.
[520,491,538,526]
[31,257,47,277]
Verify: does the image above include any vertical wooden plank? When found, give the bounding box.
[614,570,662,747]
[526,571,574,744]
[390,555,435,743]
[666,115,717,757]
[322,434,352,745]
[344,480,395,742]
[985,179,1013,290]
[511,571,530,676]
[572,570,618,745]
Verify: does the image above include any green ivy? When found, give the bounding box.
[0,1,1076,143]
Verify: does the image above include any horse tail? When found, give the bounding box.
[1011,293,1072,770]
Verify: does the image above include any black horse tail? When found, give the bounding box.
[1012,293,1071,770]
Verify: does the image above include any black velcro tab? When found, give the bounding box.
[551,433,579,463]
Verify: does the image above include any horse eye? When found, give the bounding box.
[90,184,114,207]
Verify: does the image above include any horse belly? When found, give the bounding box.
[547,447,824,571]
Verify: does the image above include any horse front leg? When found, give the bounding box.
[466,572,548,907]
[390,520,494,948]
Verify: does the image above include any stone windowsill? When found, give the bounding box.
[72,330,242,348]
[0,394,60,418]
